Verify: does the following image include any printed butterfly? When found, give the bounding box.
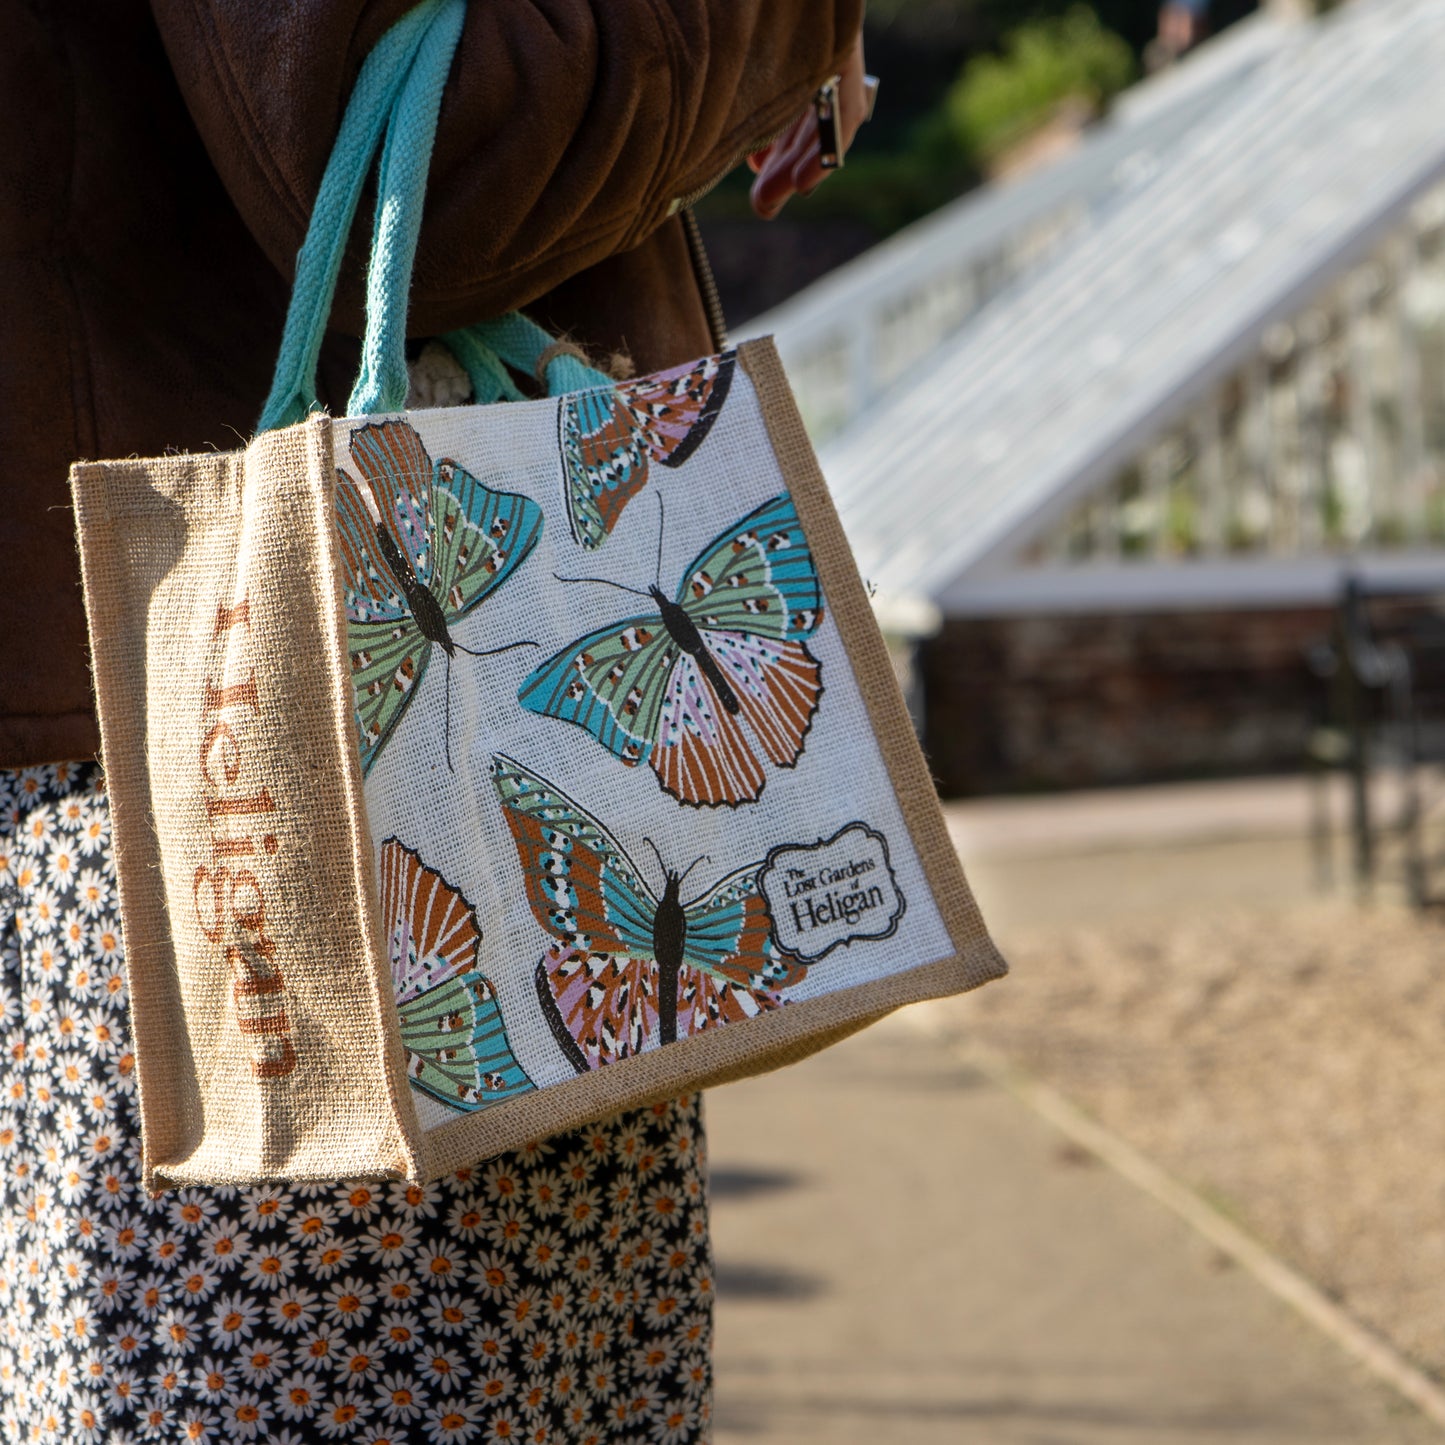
[491,755,807,1071]
[335,418,543,775]
[517,492,824,808]
[381,837,534,1113]
[561,350,736,550]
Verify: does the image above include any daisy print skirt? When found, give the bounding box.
[0,762,713,1444]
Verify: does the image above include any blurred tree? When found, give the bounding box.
[944,6,1135,169]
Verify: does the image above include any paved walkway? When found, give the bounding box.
[709,1018,1436,1443]
[706,776,1441,1443]
[943,773,1325,858]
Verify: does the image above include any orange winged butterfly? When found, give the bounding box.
[517,492,824,808]
[490,754,807,1071]
[335,419,543,775]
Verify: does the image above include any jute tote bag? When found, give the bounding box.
[70,0,1006,1189]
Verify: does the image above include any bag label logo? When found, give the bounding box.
[193,595,298,1079]
[758,822,906,963]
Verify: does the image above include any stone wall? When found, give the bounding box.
[917,608,1334,795]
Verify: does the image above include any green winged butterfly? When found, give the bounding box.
[336,418,543,775]
[518,492,825,808]
[380,837,533,1113]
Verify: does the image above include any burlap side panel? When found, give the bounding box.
[72,455,213,1186]
[72,419,418,1188]
[413,342,1007,1181]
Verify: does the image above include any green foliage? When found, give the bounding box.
[944,5,1135,166]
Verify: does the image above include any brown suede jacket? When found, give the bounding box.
[1,0,860,767]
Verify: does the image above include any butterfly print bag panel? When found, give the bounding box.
[66,0,1006,1189]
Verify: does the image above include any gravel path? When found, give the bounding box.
[940,896,1445,1378]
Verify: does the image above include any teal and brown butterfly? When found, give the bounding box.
[518,491,824,808]
[335,419,543,775]
[380,837,533,1112]
[490,754,807,1071]
[561,350,736,550]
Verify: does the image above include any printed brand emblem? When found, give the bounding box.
[758,822,905,963]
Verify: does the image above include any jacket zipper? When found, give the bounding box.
[667,113,798,216]
[670,108,813,352]
[680,207,729,353]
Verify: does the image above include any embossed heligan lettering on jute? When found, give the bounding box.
[192,595,298,1078]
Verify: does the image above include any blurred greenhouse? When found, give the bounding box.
[746,0,1445,793]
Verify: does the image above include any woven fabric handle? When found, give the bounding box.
[258,0,608,434]
[346,0,467,415]
[257,0,448,432]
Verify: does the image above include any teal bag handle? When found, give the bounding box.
[258,0,447,432]
[445,313,605,401]
[258,0,609,434]
[346,0,467,415]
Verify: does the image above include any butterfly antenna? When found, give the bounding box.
[640,835,668,887]
[552,572,653,600]
[453,638,540,658]
[654,493,667,590]
[677,853,712,893]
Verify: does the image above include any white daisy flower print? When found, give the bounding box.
[268,1285,319,1336]
[235,1338,288,1386]
[275,1368,323,1421]
[73,806,109,858]
[377,1370,429,1423]
[72,869,109,918]
[45,846,78,891]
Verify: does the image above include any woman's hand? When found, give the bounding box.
[748,31,869,220]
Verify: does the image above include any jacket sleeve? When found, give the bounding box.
[149,0,862,334]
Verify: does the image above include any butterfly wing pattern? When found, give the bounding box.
[515,613,678,774]
[334,419,543,775]
[380,838,534,1113]
[518,491,825,807]
[490,755,806,1073]
[660,491,825,806]
[490,755,659,1070]
[561,351,736,550]
[335,463,427,771]
[674,864,809,1035]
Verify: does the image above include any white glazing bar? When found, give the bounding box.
[1295,324,1326,554]
[1244,355,1273,554]
[1196,395,1226,556]
[1392,231,1427,539]
[1042,493,1076,564]
[1268,355,1300,556]
[1144,439,1172,561]
[1097,470,1124,563]
[1344,268,1379,546]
